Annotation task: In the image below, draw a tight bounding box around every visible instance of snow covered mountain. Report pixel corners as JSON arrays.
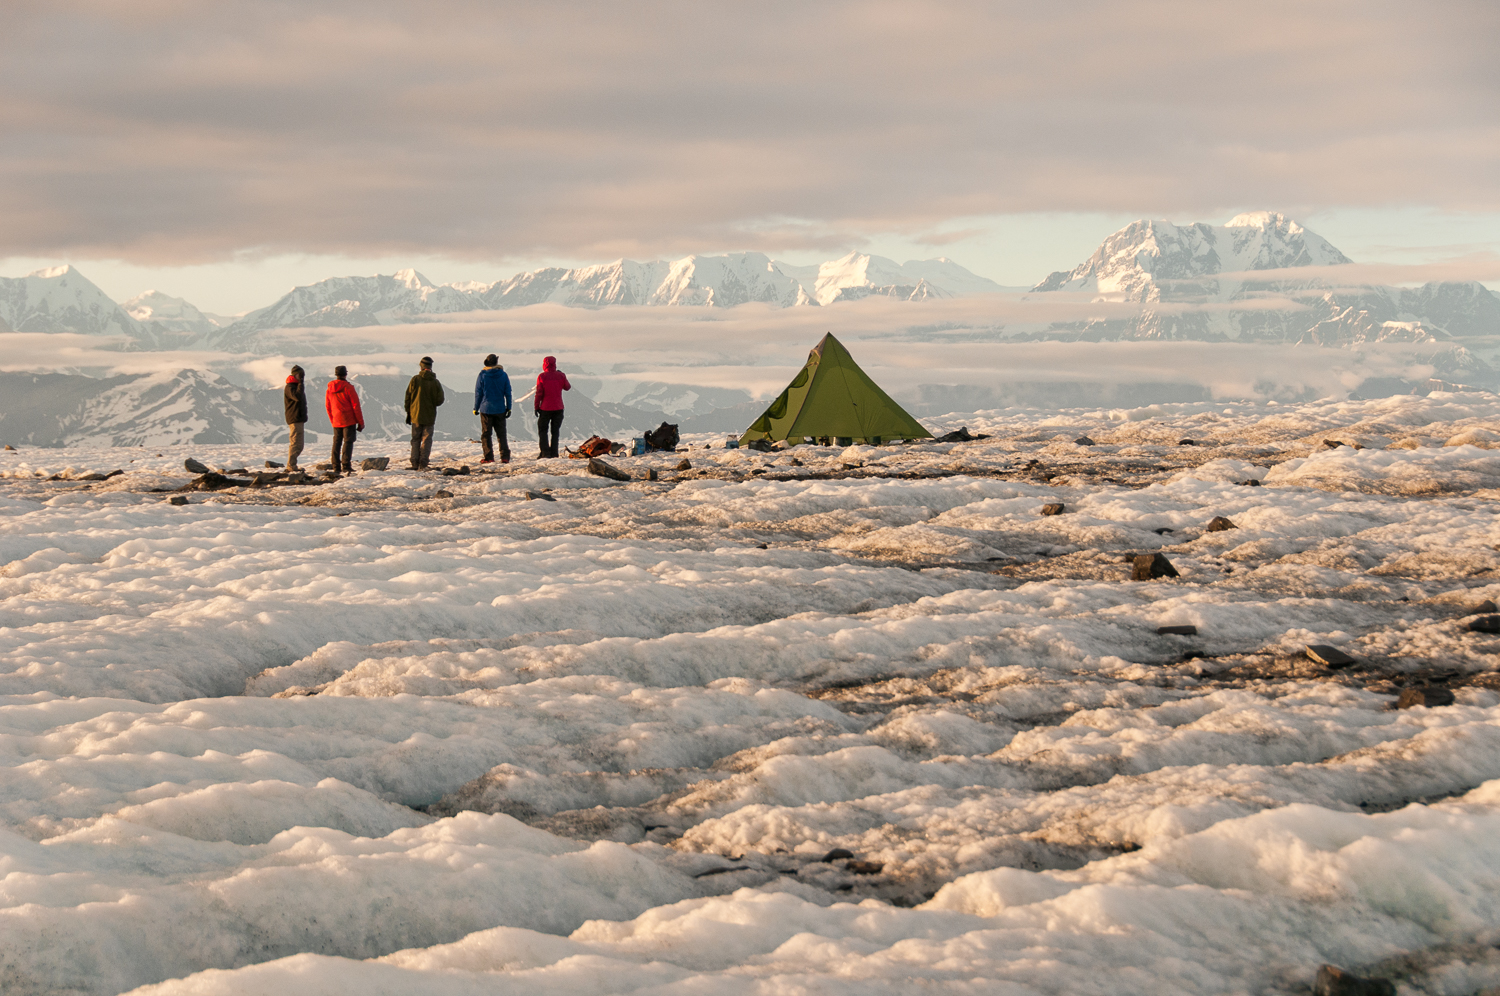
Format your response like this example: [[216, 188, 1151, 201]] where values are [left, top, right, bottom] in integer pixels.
[[1026, 213, 1500, 364], [123, 291, 232, 336], [210, 252, 1003, 338], [0, 265, 147, 342], [222, 270, 481, 338]]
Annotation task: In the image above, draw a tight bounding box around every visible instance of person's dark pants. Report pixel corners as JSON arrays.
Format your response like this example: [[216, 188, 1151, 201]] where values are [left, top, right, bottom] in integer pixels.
[[537, 409, 563, 458], [480, 413, 510, 462], [410, 423, 435, 469], [331, 426, 356, 472]]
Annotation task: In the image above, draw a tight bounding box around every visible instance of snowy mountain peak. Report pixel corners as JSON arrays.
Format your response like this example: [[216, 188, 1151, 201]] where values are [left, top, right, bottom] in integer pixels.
[[1031, 213, 1352, 300], [123, 290, 231, 336], [391, 269, 433, 289], [1226, 210, 1292, 229], [30, 264, 76, 279]]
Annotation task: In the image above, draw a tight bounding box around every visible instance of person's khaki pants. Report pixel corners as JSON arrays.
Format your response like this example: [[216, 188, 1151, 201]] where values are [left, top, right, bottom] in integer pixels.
[[287, 422, 305, 469]]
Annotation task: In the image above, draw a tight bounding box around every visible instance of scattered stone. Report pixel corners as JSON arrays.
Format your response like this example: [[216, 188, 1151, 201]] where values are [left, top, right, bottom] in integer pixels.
[[524, 491, 557, 502], [821, 848, 855, 862], [587, 457, 631, 481], [104, 470, 124, 479], [433, 489, 454, 499], [1466, 615, 1500, 634], [1322, 439, 1344, 449], [746, 438, 774, 452], [846, 860, 884, 875], [183, 457, 210, 474], [1157, 625, 1198, 636], [75, 473, 109, 481], [936, 427, 975, 443], [1306, 645, 1356, 669], [1313, 964, 1394, 996], [1465, 600, 1497, 616], [1132, 553, 1179, 581], [315, 462, 334, 471], [676, 459, 692, 471], [1074, 435, 1095, 446], [265, 460, 284, 469], [1397, 687, 1455, 709], [168, 495, 189, 506], [360, 456, 390, 471], [2, 444, 13, 451], [756, 543, 768, 549], [1153, 527, 1173, 535], [646, 468, 659, 481], [183, 471, 251, 491], [223, 468, 249, 476], [1235, 479, 1262, 487], [286, 472, 309, 485], [441, 467, 466, 477], [1039, 503, 1065, 516], [251, 473, 278, 486], [1205, 515, 1237, 532], [1177, 438, 1196, 446]]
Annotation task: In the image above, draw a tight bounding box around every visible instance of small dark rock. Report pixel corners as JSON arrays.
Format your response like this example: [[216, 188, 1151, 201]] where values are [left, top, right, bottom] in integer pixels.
[[1467, 599, 1497, 616], [936, 427, 975, 443], [75, 473, 109, 481], [587, 457, 631, 481], [1306, 645, 1357, 669], [1177, 438, 1196, 446], [251, 473, 277, 487], [1205, 515, 1237, 532], [184, 457, 210, 474], [756, 543, 768, 549], [1153, 527, 1173, 535], [1132, 553, 1179, 581], [746, 438, 774, 452], [646, 468, 659, 481], [1074, 435, 1096, 446], [1235, 479, 1262, 487], [223, 468, 249, 476], [524, 490, 557, 502], [168, 495, 189, 506], [1467, 615, 1500, 634], [846, 860, 884, 875], [265, 460, 284, 469], [360, 457, 390, 471], [1397, 687, 1455, 709], [2, 444, 13, 451], [1322, 439, 1344, 449], [433, 489, 454, 499], [1157, 625, 1198, 636], [1040, 503, 1065, 516], [1313, 964, 1394, 996], [821, 848, 855, 862], [676, 459, 692, 471]]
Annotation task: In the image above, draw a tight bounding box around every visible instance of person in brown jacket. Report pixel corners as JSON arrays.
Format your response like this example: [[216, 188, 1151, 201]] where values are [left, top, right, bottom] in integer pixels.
[[404, 356, 445, 469]]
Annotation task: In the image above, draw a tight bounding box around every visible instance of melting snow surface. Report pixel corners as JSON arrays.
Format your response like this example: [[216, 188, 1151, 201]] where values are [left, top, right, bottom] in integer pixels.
[[1, 393, 1498, 995]]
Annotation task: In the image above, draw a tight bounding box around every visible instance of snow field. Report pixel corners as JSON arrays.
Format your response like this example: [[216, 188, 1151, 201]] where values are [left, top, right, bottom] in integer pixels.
[[0, 393, 1497, 994]]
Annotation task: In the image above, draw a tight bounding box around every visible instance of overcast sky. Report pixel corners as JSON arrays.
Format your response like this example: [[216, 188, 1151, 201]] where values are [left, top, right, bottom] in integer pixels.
[[2, 0, 1497, 312]]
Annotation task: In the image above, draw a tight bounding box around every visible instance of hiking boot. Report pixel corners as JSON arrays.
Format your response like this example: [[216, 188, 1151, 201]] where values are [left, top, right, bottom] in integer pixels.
[[500, 456, 510, 464], [480, 458, 494, 464]]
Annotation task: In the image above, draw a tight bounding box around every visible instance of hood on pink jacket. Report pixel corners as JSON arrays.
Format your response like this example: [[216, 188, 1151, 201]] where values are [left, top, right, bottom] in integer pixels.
[[542, 356, 557, 371]]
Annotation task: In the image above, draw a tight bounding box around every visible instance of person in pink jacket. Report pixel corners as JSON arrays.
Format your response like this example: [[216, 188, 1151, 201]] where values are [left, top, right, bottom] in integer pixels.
[[324, 365, 365, 473], [534, 355, 571, 458]]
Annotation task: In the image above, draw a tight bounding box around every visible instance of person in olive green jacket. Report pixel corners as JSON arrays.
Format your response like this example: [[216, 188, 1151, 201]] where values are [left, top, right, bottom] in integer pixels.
[[404, 356, 445, 469]]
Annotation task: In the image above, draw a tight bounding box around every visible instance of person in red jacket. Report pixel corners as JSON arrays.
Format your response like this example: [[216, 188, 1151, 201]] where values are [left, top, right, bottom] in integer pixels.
[[325, 365, 365, 474], [534, 355, 571, 458]]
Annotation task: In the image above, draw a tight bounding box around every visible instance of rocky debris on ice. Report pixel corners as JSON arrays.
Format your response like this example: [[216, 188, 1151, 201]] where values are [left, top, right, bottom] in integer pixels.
[[1306, 645, 1357, 669], [1314, 964, 1396, 996], [1132, 552, 1179, 580]]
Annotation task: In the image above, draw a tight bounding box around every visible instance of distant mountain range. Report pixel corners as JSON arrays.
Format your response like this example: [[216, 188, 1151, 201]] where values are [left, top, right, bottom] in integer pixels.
[[1028, 211, 1500, 345]]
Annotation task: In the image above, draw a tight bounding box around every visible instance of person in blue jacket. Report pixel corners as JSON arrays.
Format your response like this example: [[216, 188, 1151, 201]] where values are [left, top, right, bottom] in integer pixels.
[[473, 353, 513, 464]]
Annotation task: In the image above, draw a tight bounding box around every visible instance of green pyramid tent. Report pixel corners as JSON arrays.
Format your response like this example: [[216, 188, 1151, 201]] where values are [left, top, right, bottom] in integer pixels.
[[740, 333, 932, 446]]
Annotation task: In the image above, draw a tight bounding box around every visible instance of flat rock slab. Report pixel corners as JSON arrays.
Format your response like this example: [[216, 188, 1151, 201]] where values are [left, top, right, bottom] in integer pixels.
[[1306, 645, 1357, 669], [1132, 553, 1179, 580], [1157, 625, 1198, 636], [183, 458, 210, 474], [1467, 599, 1497, 616], [1397, 687, 1455, 709], [433, 489, 454, 499], [1073, 436, 1095, 446], [360, 457, 390, 471], [167, 495, 189, 506], [1205, 515, 1237, 532], [525, 491, 556, 502], [1466, 615, 1500, 634], [1040, 503, 1065, 516], [587, 458, 631, 482], [1314, 965, 1394, 996]]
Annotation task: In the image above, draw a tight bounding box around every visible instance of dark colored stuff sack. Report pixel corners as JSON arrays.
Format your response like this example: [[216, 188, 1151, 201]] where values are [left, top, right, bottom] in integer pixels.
[[644, 422, 680, 451]]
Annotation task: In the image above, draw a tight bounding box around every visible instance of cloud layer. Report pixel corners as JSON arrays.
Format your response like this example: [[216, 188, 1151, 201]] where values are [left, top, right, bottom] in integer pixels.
[[2, 0, 1496, 264]]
